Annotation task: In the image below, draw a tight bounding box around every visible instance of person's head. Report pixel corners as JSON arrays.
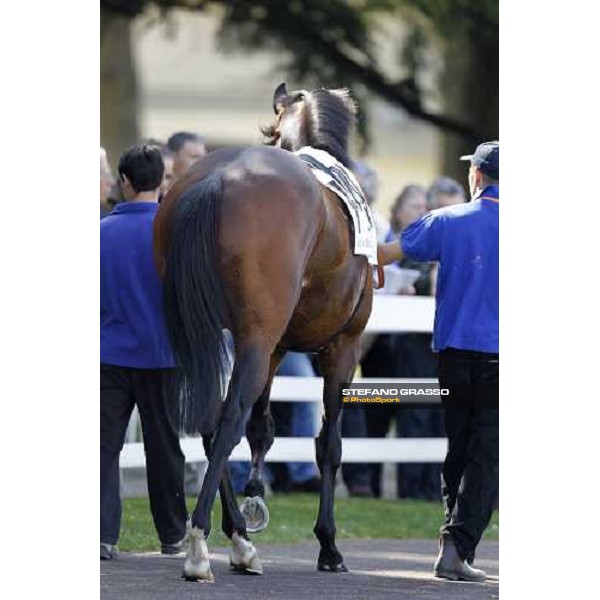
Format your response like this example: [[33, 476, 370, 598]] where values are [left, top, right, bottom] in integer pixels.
[[167, 131, 206, 179], [390, 184, 427, 232], [427, 177, 466, 210], [100, 147, 114, 202], [160, 150, 175, 197], [460, 141, 499, 198], [351, 160, 379, 206], [117, 144, 164, 201], [139, 138, 175, 198]]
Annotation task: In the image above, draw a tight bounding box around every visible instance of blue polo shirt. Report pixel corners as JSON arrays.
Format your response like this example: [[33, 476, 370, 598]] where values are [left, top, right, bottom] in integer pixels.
[[400, 185, 499, 353], [100, 202, 174, 368]]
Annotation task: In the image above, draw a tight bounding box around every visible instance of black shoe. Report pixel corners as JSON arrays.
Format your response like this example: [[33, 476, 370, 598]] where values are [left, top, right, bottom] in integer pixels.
[[161, 537, 186, 555], [100, 542, 118, 560], [290, 477, 322, 493], [434, 533, 486, 582]]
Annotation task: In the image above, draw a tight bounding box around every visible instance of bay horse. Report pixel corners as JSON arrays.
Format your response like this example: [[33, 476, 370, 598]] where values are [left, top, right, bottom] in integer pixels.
[[154, 83, 374, 581]]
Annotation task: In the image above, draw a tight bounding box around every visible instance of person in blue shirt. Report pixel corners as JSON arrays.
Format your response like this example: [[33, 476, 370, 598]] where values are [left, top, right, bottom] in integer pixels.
[[100, 144, 187, 560], [378, 141, 499, 582]]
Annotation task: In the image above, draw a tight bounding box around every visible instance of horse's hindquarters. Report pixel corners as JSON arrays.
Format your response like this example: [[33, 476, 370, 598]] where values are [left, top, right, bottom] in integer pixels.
[[217, 150, 326, 347], [280, 258, 371, 351], [280, 188, 373, 351]]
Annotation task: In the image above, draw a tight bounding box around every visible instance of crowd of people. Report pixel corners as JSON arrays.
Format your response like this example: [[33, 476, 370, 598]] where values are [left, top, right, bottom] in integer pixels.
[[100, 132, 473, 557]]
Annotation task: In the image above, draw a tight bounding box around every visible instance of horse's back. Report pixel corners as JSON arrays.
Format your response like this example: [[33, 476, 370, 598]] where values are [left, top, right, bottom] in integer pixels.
[[219, 145, 324, 242], [156, 144, 369, 349]]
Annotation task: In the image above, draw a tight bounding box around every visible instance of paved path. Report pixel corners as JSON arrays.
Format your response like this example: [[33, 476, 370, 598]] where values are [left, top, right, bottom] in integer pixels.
[[101, 539, 499, 600]]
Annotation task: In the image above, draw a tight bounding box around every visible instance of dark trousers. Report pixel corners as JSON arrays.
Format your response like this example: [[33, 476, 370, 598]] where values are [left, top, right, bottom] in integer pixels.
[[364, 402, 399, 498], [393, 334, 443, 500], [363, 404, 444, 499], [438, 348, 499, 561], [362, 333, 442, 499], [100, 364, 187, 546], [396, 407, 444, 500], [269, 400, 294, 491], [340, 408, 371, 489], [361, 335, 394, 497]]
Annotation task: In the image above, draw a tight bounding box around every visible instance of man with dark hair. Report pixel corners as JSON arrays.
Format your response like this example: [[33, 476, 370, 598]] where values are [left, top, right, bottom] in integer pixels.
[[117, 144, 165, 196], [167, 131, 206, 180], [100, 144, 187, 560], [426, 176, 466, 210], [378, 141, 499, 582], [137, 139, 176, 201]]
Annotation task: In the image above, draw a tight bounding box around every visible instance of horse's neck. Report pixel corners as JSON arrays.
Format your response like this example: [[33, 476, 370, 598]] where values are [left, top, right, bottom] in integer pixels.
[[282, 133, 309, 154]]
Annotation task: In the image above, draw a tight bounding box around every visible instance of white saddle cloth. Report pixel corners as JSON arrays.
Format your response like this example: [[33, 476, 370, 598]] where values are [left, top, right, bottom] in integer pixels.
[[294, 146, 378, 265]]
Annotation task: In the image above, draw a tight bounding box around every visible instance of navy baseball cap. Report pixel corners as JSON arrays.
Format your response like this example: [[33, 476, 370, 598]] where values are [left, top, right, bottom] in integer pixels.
[[460, 141, 499, 180]]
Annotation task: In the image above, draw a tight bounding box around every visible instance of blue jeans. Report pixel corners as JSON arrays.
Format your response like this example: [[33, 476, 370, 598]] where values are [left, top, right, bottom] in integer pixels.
[[282, 353, 319, 483]]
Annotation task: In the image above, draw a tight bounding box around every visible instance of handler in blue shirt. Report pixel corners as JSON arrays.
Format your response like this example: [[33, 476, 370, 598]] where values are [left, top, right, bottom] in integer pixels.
[[100, 144, 187, 560], [378, 141, 499, 582]]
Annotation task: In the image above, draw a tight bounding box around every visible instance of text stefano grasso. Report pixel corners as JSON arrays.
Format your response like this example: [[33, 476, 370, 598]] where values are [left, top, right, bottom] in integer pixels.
[[341, 388, 450, 396]]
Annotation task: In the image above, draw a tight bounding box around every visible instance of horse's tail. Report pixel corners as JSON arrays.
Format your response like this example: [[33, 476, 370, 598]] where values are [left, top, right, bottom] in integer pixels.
[[163, 171, 231, 435]]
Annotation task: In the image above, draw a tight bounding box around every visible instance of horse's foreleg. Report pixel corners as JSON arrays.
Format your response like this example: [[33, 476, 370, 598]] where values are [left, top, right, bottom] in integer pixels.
[[314, 335, 360, 573]]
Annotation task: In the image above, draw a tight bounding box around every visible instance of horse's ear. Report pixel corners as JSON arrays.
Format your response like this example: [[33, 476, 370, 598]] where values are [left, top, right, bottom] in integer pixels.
[[329, 88, 358, 116], [273, 83, 288, 114]]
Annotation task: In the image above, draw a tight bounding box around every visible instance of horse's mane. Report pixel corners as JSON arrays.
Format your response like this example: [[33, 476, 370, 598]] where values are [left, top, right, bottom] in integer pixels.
[[262, 87, 356, 168], [304, 89, 356, 167]]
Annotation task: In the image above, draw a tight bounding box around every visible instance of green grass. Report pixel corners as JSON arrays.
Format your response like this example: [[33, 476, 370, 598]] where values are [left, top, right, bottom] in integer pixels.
[[120, 494, 498, 552]]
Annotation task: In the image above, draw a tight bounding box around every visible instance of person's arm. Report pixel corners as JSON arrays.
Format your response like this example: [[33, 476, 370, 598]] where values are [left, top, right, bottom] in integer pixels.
[[377, 240, 404, 266], [378, 212, 443, 266]]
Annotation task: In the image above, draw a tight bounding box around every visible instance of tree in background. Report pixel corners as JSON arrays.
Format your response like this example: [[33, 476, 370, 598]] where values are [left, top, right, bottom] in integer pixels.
[[101, 2, 143, 161], [101, 0, 497, 183]]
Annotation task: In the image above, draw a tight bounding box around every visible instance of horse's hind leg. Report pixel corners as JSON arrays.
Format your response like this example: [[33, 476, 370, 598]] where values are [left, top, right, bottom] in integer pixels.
[[200, 435, 263, 575], [244, 350, 285, 498], [184, 342, 272, 581], [236, 350, 284, 534], [314, 334, 361, 573]]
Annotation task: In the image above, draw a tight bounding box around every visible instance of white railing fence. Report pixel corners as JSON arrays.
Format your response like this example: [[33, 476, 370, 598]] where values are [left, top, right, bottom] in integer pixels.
[[121, 295, 446, 467]]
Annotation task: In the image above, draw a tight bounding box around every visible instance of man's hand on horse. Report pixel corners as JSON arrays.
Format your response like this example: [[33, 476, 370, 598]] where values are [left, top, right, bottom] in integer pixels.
[[377, 241, 404, 266]]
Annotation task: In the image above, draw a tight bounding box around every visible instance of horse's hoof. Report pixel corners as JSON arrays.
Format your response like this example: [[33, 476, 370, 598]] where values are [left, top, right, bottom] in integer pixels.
[[181, 567, 214, 583], [229, 559, 263, 575], [240, 496, 270, 533], [182, 556, 214, 582], [182, 527, 214, 582], [317, 562, 349, 573], [243, 479, 265, 498], [229, 532, 263, 575]]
